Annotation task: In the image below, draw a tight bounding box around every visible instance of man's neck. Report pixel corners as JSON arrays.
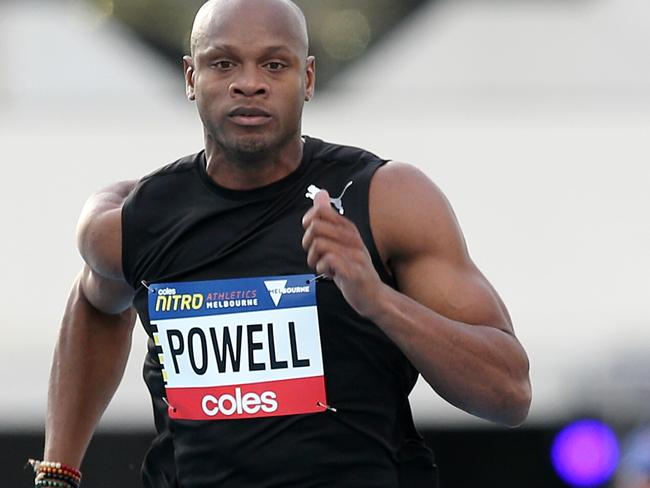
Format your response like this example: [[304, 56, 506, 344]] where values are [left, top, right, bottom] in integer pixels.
[[204, 136, 304, 191]]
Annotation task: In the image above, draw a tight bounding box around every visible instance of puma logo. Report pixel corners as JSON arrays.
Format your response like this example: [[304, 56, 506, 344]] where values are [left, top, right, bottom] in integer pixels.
[[305, 181, 354, 215]]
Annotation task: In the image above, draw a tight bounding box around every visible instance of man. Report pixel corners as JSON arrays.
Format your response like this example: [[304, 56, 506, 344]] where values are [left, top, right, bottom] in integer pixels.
[[40, 0, 531, 486]]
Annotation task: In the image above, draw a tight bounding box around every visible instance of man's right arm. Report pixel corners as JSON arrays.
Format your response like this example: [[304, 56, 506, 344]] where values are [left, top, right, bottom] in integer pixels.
[[43, 180, 138, 469]]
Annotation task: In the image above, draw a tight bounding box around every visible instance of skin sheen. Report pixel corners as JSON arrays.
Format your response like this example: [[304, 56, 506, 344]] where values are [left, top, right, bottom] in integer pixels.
[[43, 0, 531, 472]]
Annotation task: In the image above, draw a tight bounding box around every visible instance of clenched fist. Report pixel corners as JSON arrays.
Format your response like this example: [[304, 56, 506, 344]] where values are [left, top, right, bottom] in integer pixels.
[[301, 190, 384, 318]]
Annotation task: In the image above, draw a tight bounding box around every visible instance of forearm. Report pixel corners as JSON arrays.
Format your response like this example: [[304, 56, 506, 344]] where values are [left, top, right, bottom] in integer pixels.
[[44, 277, 136, 467], [367, 283, 531, 427]]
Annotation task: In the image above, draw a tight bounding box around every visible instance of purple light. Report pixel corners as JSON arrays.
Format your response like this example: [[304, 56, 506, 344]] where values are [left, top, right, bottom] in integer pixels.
[[551, 419, 619, 487]]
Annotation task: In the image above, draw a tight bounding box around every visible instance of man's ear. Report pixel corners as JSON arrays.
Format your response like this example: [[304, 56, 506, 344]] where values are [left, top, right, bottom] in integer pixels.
[[183, 56, 196, 101], [304, 56, 316, 102]]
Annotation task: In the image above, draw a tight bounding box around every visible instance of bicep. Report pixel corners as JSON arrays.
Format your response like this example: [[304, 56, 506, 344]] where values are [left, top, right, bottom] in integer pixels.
[[77, 206, 124, 279], [76, 181, 137, 313], [372, 162, 513, 333], [76, 180, 136, 280]]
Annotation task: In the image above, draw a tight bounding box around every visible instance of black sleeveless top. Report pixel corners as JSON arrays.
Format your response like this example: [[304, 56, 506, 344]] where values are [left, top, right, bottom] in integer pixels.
[[122, 137, 437, 487]]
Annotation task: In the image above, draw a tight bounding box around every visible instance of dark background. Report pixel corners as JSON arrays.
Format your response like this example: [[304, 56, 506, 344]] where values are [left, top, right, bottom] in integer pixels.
[[87, 0, 430, 87], [10, 427, 568, 487]]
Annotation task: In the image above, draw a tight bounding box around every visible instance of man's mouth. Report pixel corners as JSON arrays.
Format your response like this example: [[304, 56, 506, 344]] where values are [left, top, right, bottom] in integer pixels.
[[228, 107, 272, 127]]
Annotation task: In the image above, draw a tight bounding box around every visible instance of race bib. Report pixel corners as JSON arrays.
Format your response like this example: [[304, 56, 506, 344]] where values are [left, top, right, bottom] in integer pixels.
[[147, 274, 327, 420]]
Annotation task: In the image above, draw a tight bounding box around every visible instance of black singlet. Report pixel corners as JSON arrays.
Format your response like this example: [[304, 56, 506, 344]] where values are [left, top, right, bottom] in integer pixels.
[[122, 136, 438, 487]]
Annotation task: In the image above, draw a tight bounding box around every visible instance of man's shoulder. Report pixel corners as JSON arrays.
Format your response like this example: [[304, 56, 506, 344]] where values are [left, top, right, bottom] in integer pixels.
[[126, 151, 203, 203], [309, 136, 386, 166], [371, 162, 449, 218], [138, 151, 202, 186], [370, 161, 465, 261]]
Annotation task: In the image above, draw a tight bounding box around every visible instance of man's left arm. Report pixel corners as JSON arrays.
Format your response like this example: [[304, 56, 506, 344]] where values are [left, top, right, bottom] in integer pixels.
[[302, 162, 531, 427]]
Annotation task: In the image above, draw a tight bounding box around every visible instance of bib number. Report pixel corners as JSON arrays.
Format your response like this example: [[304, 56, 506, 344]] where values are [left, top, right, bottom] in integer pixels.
[[148, 275, 328, 420]]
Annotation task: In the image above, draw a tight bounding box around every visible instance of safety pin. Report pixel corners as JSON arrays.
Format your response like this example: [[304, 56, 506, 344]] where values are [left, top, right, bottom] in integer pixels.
[[317, 401, 337, 413], [141, 280, 155, 293], [307, 274, 327, 284], [162, 396, 177, 413]]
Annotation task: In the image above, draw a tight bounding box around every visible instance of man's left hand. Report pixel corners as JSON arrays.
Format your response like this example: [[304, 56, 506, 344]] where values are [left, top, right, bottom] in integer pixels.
[[302, 190, 383, 318]]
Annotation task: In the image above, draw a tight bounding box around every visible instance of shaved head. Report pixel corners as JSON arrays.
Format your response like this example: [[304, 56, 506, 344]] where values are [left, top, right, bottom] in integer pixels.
[[190, 0, 309, 58], [183, 0, 316, 168]]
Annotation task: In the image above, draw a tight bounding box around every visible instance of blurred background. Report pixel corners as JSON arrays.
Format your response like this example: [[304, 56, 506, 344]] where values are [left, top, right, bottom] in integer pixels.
[[1, 0, 649, 486]]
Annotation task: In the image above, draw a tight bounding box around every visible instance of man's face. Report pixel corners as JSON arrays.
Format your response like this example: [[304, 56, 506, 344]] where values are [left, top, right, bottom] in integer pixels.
[[184, 3, 315, 162]]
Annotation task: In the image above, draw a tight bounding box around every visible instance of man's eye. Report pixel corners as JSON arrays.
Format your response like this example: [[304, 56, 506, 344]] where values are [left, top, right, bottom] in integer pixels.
[[213, 61, 234, 70], [265, 62, 286, 71]]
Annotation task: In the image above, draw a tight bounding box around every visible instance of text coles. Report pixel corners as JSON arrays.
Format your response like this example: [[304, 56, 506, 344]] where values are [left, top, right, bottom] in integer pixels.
[[157, 287, 177, 296], [201, 388, 278, 416]]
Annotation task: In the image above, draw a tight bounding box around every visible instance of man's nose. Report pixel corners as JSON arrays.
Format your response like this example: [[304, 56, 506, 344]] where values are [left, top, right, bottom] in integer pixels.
[[229, 67, 269, 98]]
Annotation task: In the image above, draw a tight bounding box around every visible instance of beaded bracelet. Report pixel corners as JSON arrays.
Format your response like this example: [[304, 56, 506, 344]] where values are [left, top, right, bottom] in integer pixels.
[[35, 480, 73, 488], [33, 471, 80, 487], [31, 460, 82, 478], [28, 459, 82, 488], [35, 472, 80, 488], [38, 466, 81, 483]]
